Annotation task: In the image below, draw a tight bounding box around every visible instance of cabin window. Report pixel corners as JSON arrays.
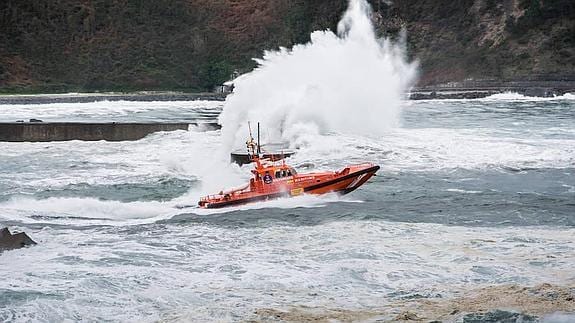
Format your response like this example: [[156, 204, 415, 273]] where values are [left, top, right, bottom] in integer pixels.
[[275, 171, 281, 178], [282, 170, 287, 177]]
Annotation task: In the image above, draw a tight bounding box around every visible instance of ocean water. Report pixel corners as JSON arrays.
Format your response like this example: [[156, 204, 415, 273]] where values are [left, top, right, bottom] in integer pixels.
[[0, 94, 574, 321]]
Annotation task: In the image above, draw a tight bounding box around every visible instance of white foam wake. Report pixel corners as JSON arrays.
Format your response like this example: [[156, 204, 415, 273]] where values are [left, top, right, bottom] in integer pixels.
[[0, 196, 176, 226]]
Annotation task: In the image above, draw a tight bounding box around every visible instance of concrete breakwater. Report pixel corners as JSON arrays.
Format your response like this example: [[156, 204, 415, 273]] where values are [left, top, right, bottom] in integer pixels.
[[0, 122, 219, 142], [409, 79, 575, 100], [0, 92, 226, 105]]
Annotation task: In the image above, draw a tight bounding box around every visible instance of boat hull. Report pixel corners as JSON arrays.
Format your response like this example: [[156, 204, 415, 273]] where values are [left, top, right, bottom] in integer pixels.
[[199, 164, 379, 209]]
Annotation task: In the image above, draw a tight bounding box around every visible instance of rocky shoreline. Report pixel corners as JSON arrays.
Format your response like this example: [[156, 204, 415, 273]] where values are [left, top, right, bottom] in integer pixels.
[[252, 283, 575, 322], [1, 80, 574, 105], [409, 79, 575, 100]]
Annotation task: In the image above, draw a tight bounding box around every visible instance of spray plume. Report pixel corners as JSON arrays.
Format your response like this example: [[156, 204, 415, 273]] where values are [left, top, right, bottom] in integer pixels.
[[219, 0, 418, 149]]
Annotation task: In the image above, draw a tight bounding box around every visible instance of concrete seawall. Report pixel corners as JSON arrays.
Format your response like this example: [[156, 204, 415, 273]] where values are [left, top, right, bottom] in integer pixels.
[[0, 92, 226, 105], [409, 79, 575, 100], [0, 122, 198, 142]]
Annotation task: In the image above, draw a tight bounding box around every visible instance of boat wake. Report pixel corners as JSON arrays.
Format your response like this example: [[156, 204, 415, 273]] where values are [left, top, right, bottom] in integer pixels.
[[190, 193, 363, 216], [0, 196, 178, 226], [0, 191, 365, 227]]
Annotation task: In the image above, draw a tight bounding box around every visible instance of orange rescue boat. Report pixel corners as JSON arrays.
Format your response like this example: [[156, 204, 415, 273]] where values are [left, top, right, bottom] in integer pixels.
[[198, 124, 379, 209]]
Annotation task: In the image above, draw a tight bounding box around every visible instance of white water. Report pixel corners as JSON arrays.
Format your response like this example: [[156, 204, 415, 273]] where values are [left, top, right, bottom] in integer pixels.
[[1, 90, 574, 225], [481, 92, 575, 101], [412, 92, 575, 103], [1, 94, 574, 321], [2, 221, 574, 321], [0, 100, 222, 122], [0, 1, 574, 318], [1, 119, 573, 226], [219, 0, 417, 149]]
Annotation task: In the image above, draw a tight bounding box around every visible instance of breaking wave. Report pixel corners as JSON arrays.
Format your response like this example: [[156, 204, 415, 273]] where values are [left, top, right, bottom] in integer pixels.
[[482, 92, 575, 101], [219, 0, 417, 149]]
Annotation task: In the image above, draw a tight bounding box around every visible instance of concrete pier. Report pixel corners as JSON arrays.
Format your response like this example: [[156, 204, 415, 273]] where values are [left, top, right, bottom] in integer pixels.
[[409, 79, 575, 100], [0, 122, 209, 142], [0, 92, 226, 105]]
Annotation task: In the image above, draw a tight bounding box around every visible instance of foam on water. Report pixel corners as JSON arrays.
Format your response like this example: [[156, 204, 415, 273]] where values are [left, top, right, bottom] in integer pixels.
[[0, 127, 231, 224], [0, 4, 573, 322], [0, 127, 259, 224], [1, 220, 573, 321], [0, 197, 176, 226], [0, 124, 362, 224], [219, 0, 417, 149], [0, 100, 222, 122], [2, 107, 574, 226], [1, 98, 574, 321], [542, 313, 575, 323], [481, 92, 575, 101], [284, 128, 575, 172], [414, 92, 575, 103]]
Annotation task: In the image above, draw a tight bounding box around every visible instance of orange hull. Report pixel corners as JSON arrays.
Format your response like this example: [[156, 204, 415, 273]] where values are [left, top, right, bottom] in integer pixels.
[[199, 163, 379, 209]]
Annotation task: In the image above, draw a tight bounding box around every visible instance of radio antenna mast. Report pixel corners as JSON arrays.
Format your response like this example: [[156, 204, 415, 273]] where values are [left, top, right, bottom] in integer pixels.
[[257, 122, 261, 155]]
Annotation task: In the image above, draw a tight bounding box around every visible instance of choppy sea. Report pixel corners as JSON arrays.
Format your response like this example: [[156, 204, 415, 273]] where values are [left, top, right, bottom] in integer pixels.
[[1, 93, 574, 322]]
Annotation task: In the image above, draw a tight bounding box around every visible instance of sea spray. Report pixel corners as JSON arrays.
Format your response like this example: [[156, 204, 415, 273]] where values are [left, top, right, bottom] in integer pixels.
[[219, 0, 418, 150]]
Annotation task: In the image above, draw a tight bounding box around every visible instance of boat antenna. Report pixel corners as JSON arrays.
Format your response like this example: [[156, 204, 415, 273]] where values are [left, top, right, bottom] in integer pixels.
[[257, 122, 261, 155], [246, 121, 256, 157]]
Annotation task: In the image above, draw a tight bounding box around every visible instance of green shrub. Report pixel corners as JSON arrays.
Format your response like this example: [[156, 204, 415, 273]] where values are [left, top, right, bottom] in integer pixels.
[[198, 60, 233, 91]]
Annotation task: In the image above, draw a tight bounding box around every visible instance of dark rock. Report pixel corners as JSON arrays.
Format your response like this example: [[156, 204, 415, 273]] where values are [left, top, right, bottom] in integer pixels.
[[0, 227, 37, 251], [394, 311, 419, 321]]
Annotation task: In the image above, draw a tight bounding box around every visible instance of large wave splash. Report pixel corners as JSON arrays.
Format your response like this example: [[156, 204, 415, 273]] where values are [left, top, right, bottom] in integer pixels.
[[219, 0, 418, 149]]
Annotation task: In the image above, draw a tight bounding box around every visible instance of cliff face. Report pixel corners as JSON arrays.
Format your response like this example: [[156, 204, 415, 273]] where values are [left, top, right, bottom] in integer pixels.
[[0, 0, 573, 92], [377, 0, 575, 85]]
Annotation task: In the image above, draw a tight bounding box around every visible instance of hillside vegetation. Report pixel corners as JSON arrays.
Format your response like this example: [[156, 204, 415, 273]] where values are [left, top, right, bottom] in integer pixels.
[[378, 0, 575, 85], [0, 0, 573, 92]]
